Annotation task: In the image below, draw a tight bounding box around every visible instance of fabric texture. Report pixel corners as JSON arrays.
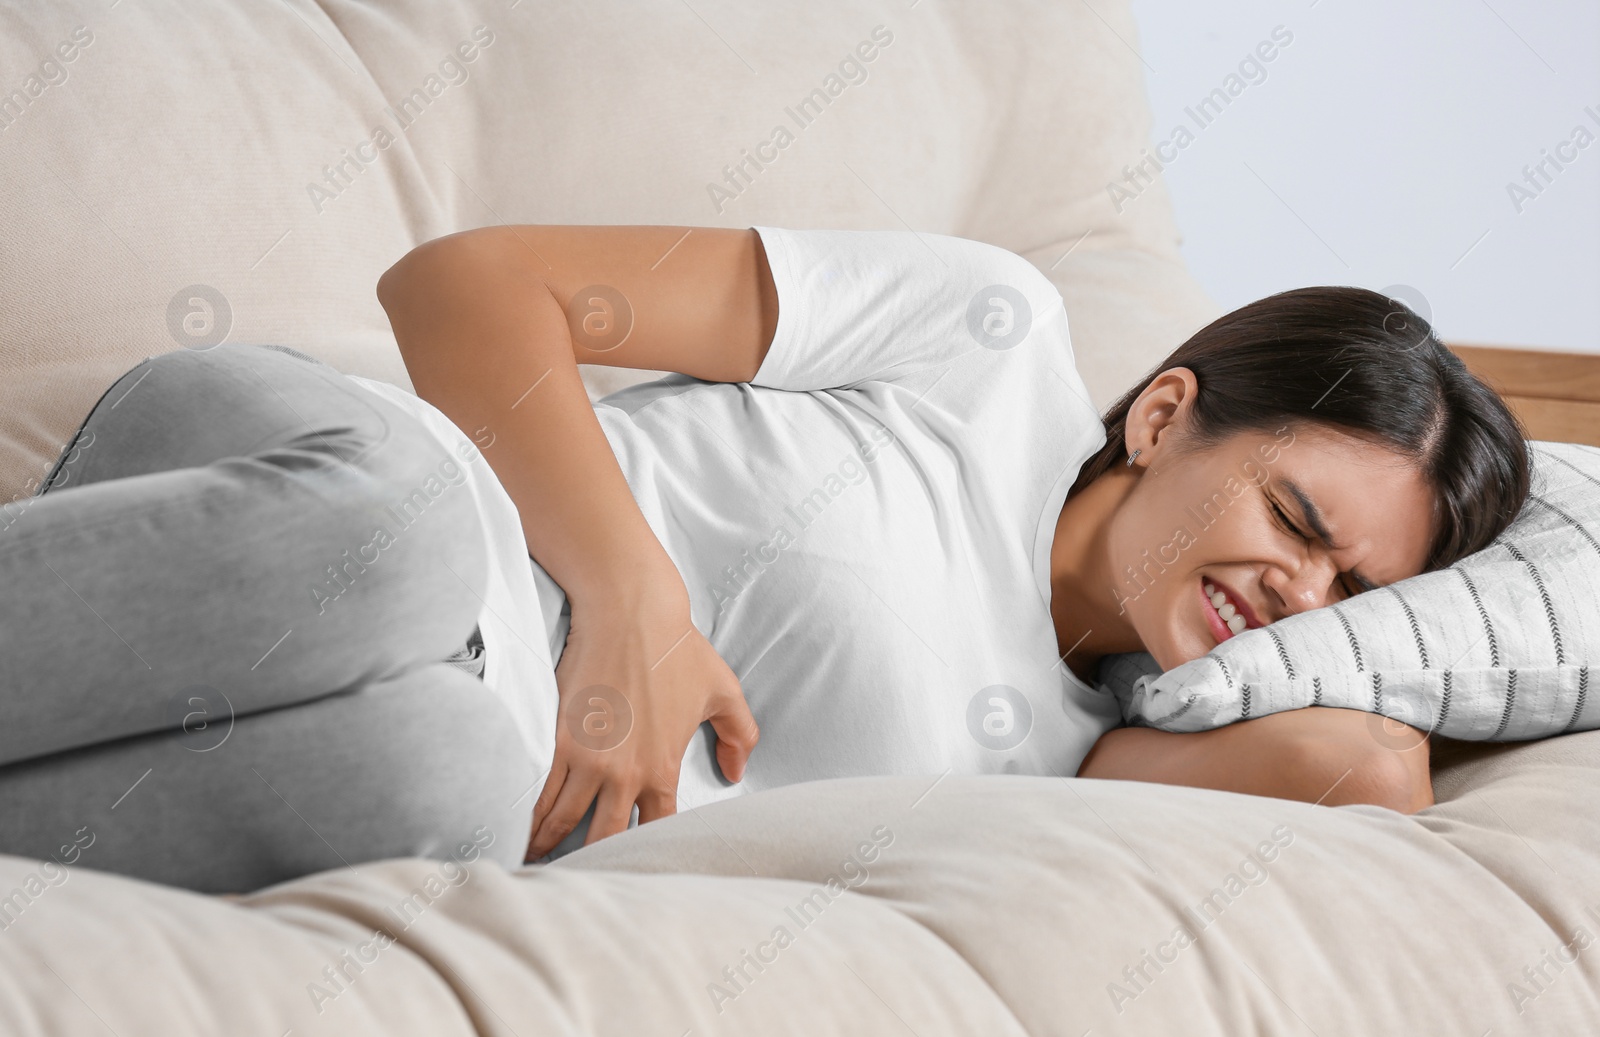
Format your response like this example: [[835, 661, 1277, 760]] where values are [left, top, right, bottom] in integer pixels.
[[440, 623, 487, 679], [3, 730, 1598, 1035], [1098, 441, 1600, 741], [0, 0, 1220, 507]]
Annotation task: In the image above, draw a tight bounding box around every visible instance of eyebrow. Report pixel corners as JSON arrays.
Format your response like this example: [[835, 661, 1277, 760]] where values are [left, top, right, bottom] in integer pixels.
[[1277, 477, 1378, 593]]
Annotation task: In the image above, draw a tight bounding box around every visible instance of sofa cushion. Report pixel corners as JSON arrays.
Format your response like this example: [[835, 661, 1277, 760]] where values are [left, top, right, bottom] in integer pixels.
[[5, 730, 1594, 1035], [555, 731, 1600, 1035]]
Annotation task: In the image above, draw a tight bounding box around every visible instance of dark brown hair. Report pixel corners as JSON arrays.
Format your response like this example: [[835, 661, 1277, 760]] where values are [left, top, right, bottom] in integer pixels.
[[1069, 286, 1532, 572]]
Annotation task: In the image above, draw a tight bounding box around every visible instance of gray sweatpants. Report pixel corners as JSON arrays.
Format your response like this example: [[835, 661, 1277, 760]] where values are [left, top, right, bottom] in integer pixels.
[[0, 343, 537, 894]]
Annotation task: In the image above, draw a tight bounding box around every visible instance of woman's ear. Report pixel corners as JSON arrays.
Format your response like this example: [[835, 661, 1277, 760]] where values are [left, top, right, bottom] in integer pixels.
[[1124, 367, 1199, 467]]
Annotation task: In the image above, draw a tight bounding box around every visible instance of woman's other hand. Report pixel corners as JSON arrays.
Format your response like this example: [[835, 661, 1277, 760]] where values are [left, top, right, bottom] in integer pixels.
[[525, 578, 759, 860]]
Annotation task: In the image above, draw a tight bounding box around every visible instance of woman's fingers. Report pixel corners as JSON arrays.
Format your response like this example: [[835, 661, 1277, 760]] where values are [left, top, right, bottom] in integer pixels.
[[530, 758, 568, 833], [527, 763, 603, 860], [526, 759, 569, 860], [584, 786, 637, 847], [531, 615, 760, 858], [707, 689, 760, 783], [635, 783, 679, 826]]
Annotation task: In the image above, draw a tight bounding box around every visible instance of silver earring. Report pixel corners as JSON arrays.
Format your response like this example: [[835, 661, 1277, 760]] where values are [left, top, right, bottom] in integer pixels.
[[1125, 449, 1142, 467]]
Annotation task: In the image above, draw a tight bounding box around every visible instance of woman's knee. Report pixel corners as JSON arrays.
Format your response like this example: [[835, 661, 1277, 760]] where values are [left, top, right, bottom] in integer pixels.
[[54, 344, 492, 639], [44, 344, 391, 491]]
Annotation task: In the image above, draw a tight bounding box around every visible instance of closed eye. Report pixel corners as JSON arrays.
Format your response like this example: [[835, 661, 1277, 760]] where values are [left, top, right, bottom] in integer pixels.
[[1269, 496, 1359, 599], [1269, 499, 1302, 540]]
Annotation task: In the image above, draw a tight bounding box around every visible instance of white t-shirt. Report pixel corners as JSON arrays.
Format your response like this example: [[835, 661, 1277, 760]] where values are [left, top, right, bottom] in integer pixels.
[[594, 225, 1120, 805], [352, 225, 1121, 815]]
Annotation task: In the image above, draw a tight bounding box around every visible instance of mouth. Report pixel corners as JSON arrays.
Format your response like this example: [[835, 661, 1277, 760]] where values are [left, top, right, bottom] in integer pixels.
[[1199, 576, 1264, 644]]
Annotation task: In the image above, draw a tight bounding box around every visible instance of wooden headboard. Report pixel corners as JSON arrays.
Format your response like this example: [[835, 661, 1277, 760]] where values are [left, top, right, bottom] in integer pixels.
[[1449, 344, 1600, 448]]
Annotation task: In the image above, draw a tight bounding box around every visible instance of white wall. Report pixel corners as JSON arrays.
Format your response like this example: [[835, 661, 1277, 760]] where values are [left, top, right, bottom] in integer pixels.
[[1126, 0, 1599, 353]]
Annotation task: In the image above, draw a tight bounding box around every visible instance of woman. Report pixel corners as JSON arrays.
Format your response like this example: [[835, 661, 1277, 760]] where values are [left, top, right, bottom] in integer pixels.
[[373, 224, 1529, 861], [0, 225, 1528, 893]]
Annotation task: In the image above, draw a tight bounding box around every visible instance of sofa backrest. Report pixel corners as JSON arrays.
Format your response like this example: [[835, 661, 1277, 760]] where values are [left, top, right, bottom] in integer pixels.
[[0, 0, 1219, 504]]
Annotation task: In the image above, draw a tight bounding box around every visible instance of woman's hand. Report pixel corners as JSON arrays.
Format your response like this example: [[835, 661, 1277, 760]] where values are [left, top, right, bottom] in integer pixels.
[[524, 581, 760, 860]]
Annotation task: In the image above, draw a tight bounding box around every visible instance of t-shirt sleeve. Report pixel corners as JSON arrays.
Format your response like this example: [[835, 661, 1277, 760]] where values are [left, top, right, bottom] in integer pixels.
[[749, 225, 1065, 393]]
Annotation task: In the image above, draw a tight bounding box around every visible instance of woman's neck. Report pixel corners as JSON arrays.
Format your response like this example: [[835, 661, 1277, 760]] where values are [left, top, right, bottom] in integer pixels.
[[1048, 468, 1144, 683]]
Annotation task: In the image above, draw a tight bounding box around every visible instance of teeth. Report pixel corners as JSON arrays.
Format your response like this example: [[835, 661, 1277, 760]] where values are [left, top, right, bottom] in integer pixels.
[[1204, 577, 1252, 634]]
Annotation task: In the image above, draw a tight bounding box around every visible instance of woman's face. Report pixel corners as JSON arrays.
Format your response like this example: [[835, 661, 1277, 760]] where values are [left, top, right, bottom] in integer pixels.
[[1110, 371, 1439, 672]]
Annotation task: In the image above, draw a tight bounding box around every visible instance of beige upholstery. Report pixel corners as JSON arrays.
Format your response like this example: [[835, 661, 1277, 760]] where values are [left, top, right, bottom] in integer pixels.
[[5, 1, 1594, 1033], [3, 734, 1598, 1034], [0, 0, 1216, 504]]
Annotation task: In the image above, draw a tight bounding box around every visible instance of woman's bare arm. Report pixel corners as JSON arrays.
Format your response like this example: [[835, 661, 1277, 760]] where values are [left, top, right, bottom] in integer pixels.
[[376, 225, 777, 606], [1076, 705, 1434, 813]]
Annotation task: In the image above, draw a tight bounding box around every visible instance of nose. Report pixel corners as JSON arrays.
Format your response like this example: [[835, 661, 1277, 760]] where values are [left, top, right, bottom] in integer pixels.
[[1263, 551, 1341, 618]]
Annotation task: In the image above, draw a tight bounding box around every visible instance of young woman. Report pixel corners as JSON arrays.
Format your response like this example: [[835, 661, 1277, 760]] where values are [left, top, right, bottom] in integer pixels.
[[0, 225, 1528, 893], [374, 224, 1529, 862]]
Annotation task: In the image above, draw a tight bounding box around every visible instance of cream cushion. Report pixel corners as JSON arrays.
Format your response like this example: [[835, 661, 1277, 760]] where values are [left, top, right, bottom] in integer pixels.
[[2, 733, 1597, 1034]]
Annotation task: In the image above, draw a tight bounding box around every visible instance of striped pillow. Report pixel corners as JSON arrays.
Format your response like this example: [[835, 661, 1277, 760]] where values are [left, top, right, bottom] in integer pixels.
[[1096, 441, 1599, 741]]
